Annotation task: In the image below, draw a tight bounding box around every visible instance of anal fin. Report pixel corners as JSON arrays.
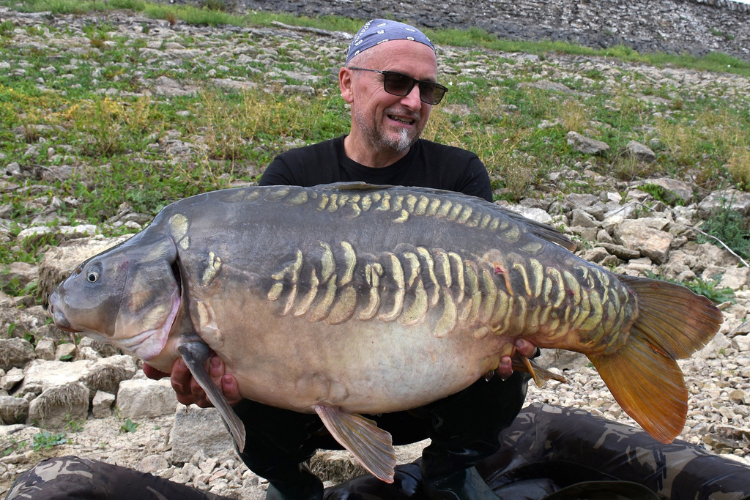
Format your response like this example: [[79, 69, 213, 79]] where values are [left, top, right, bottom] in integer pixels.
[[178, 341, 246, 453], [314, 405, 396, 483]]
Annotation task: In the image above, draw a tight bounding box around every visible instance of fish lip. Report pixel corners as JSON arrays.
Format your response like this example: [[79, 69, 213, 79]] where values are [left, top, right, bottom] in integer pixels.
[[48, 292, 81, 334], [119, 290, 181, 361]]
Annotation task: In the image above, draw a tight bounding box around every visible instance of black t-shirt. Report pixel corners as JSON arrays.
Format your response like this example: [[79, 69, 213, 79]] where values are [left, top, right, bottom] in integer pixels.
[[259, 136, 493, 203]]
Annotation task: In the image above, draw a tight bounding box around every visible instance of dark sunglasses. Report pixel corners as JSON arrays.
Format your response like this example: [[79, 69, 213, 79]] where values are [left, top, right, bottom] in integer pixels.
[[348, 67, 448, 105]]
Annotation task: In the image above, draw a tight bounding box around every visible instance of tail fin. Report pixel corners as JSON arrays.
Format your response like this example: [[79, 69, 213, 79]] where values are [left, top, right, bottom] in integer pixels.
[[588, 275, 722, 444]]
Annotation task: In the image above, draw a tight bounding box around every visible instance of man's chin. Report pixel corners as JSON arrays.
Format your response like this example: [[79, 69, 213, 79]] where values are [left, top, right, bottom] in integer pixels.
[[382, 129, 418, 153]]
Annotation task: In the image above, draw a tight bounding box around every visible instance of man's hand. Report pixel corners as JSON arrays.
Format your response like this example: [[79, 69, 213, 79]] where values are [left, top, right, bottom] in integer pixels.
[[497, 339, 538, 380], [142, 356, 242, 408]]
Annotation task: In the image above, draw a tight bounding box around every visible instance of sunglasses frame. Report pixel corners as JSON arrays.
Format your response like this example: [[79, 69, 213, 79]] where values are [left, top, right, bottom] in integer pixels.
[[348, 67, 448, 105]]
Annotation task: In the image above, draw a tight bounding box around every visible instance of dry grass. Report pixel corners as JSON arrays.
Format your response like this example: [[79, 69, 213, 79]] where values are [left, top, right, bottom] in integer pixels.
[[559, 99, 588, 132], [728, 147, 750, 189]]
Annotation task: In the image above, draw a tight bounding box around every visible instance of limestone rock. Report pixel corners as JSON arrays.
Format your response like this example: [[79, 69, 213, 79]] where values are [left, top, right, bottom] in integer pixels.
[[170, 406, 235, 464], [0, 262, 37, 290], [138, 454, 170, 474], [55, 343, 77, 361], [500, 204, 553, 225], [17, 356, 136, 400], [732, 335, 750, 353], [626, 140, 656, 163], [716, 267, 750, 290], [698, 189, 750, 218], [0, 338, 36, 371], [28, 381, 89, 427], [35, 339, 55, 360], [1, 367, 24, 391], [570, 208, 598, 228], [92, 390, 115, 418], [596, 243, 641, 261], [614, 218, 673, 264], [644, 178, 695, 205], [0, 395, 29, 424], [117, 379, 177, 419], [566, 131, 610, 155]]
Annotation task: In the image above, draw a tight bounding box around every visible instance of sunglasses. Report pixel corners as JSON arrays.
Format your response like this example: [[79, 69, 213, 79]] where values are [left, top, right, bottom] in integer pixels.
[[348, 67, 448, 105]]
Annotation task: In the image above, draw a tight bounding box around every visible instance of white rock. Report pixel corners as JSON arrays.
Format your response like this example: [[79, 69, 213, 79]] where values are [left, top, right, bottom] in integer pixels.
[[117, 379, 177, 418], [137, 454, 170, 473], [1, 367, 24, 391], [28, 381, 89, 427], [34, 339, 55, 361], [170, 405, 235, 464], [91, 390, 115, 418], [55, 343, 76, 361]]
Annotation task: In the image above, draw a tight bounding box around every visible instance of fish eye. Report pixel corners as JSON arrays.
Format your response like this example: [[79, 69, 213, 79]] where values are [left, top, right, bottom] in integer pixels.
[[86, 263, 102, 283]]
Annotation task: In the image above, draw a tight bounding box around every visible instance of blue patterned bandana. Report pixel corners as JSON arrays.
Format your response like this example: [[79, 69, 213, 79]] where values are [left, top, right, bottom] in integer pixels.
[[346, 19, 436, 65]]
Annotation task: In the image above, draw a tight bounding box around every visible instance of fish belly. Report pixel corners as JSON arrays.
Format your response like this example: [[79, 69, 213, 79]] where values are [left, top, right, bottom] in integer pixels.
[[197, 292, 509, 414]]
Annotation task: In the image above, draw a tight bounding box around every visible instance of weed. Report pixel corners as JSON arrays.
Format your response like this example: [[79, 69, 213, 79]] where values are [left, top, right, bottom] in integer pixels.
[[699, 196, 750, 259], [165, 12, 177, 26], [0, 20, 14, 38], [120, 418, 139, 433], [645, 270, 735, 304], [65, 416, 84, 432], [2, 438, 26, 457], [32, 431, 67, 451], [639, 183, 669, 204]]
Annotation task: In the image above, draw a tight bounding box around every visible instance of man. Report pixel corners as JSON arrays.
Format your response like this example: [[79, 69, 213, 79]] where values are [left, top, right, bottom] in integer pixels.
[[154, 19, 539, 500], [7, 19, 537, 500]]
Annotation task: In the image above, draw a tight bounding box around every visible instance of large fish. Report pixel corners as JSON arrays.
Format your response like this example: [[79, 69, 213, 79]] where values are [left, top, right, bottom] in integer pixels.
[[48, 183, 722, 482]]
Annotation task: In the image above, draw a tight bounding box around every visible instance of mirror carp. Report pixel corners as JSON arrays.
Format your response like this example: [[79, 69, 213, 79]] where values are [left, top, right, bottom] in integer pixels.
[[48, 183, 722, 483]]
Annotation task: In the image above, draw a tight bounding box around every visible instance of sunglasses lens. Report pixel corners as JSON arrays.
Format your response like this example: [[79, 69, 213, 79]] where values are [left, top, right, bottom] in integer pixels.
[[383, 72, 414, 95], [381, 71, 446, 105]]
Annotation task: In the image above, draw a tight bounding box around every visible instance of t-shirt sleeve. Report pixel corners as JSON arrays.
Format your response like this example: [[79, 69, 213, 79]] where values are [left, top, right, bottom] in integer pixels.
[[259, 157, 297, 186], [455, 156, 493, 203]]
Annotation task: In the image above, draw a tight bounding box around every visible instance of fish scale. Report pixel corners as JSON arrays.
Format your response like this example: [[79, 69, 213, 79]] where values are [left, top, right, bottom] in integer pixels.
[[48, 182, 722, 484]]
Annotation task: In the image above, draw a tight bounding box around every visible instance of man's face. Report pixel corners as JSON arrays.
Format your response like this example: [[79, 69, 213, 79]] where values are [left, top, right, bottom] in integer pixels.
[[342, 40, 438, 156]]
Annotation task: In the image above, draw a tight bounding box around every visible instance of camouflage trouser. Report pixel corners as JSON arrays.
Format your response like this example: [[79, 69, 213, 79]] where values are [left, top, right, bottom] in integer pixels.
[[7, 403, 750, 500]]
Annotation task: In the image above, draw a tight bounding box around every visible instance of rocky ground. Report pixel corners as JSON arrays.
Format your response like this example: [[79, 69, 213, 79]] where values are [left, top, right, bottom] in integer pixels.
[[221, 0, 750, 62], [1, 4, 750, 499]]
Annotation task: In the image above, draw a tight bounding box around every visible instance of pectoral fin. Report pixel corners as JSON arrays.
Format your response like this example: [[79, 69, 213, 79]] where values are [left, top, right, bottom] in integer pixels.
[[314, 405, 396, 483], [511, 357, 567, 387], [178, 341, 246, 453]]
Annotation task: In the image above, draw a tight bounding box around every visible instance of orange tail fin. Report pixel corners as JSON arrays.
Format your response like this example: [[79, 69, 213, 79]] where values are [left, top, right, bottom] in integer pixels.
[[589, 275, 722, 444]]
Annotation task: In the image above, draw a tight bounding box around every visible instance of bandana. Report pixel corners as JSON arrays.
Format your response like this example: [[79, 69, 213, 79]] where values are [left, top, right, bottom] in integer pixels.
[[346, 19, 435, 65]]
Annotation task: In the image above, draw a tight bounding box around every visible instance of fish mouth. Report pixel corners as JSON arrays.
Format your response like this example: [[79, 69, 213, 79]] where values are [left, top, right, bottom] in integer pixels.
[[48, 292, 81, 334]]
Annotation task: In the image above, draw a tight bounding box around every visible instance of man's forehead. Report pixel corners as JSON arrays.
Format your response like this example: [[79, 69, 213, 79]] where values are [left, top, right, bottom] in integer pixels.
[[362, 41, 438, 77], [346, 19, 435, 65]]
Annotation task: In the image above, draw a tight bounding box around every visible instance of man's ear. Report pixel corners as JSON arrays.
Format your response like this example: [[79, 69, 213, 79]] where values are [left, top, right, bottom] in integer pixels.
[[340, 67, 354, 104]]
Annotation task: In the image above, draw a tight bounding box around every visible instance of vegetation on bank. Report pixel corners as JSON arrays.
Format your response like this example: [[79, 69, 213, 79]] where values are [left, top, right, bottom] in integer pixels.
[[0, 0, 748, 277]]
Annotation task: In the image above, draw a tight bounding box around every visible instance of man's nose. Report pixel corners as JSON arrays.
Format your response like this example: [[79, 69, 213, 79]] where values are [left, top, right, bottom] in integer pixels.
[[400, 84, 423, 108]]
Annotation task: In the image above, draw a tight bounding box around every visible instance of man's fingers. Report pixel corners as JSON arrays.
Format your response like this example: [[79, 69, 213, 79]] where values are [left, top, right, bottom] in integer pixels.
[[497, 356, 513, 380], [142, 363, 168, 380], [222, 375, 242, 406], [515, 339, 537, 358]]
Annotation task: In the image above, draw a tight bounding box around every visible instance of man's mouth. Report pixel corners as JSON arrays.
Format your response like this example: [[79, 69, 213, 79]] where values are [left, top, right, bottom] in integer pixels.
[[387, 111, 418, 126]]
